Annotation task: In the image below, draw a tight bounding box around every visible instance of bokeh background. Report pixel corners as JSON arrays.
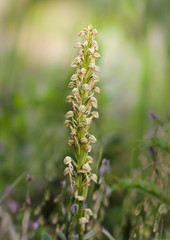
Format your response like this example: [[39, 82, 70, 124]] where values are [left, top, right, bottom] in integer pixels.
[[0, 0, 170, 237]]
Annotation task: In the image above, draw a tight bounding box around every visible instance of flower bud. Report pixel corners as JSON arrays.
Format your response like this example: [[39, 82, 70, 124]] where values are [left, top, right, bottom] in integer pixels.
[[68, 140, 74, 147], [82, 84, 90, 91], [87, 24, 93, 30], [86, 156, 93, 164], [72, 88, 79, 96], [87, 48, 94, 55], [92, 111, 99, 119], [76, 196, 85, 201], [64, 120, 71, 127], [63, 167, 69, 175], [94, 52, 101, 58], [66, 95, 74, 102], [85, 208, 93, 216], [88, 134, 97, 143], [91, 74, 100, 82], [91, 173, 97, 183], [79, 105, 86, 113], [94, 86, 101, 94], [79, 30, 86, 37], [70, 74, 78, 81], [74, 56, 81, 63], [94, 65, 100, 72], [90, 97, 98, 109], [80, 137, 88, 144], [92, 29, 98, 35], [89, 62, 95, 69], [92, 40, 98, 51], [74, 42, 82, 48], [65, 111, 74, 118], [68, 82, 75, 88], [82, 163, 91, 172], [64, 156, 72, 164], [80, 68, 87, 74], [79, 217, 87, 224]]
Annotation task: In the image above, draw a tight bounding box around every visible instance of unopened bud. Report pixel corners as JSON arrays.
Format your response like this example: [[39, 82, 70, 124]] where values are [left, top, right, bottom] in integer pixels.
[[94, 52, 101, 58], [68, 140, 74, 147], [82, 84, 90, 91], [74, 42, 82, 48], [86, 156, 93, 163], [85, 208, 93, 216], [87, 48, 94, 55], [76, 196, 85, 201], [79, 30, 86, 37], [88, 134, 97, 143], [64, 156, 72, 164], [94, 86, 101, 94], [72, 88, 79, 95], [79, 105, 86, 112], [79, 217, 87, 224], [80, 68, 87, 74], [68, 82, 75, 88], [70, 74, 78, 81], [92, 29, 98, 35], [90, 97, 98, 109], [82, 163, 91, 172], [91, 173, 97, 183], [94, 65, 100, 72], [89, 62, 95, 69], [63, 167, 69, 175], [80, 137, 88, 144], [74, 56, 81, 63], [64, 120, 71, 127], [92, 111, 99, 119], [65, 111, 74, 118], [87, 24, 93, 30]]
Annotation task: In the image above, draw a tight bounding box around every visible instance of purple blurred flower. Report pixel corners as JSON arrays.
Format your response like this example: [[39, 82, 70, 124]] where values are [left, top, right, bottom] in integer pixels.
[[61, 180, 66, 188], [30, 221, 39, 230], [8, 200, 19, 213], [147, 147, 155, 157], [71, 204, 79, 214], [26, 174, 34, 183], [5, 185, 13, 196], [99, 158, 110, 176], [149, 111, 160, 122]]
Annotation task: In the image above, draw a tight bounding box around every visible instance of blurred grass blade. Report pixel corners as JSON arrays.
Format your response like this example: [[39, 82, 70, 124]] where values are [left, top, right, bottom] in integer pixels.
[[101, 227, 116, 240], [0, 171, 26, 204], [112, 178, 170, 207], [57, 231, 67, 240], [84, 229, 98, 239], [42, 233, 52, 240]]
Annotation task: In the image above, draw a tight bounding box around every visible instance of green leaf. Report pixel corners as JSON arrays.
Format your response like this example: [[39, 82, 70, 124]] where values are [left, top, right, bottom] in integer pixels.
[[101, 227, 116, 240], [84, 229, 98, 239], [57, 231, 67, 240], [112, 178, 170, 207], [42, 233, 52, 240]]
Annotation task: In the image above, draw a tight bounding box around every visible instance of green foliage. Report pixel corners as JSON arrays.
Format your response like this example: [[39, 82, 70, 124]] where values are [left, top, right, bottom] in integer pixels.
[[112, 178, 170, 207], [42, 233, 52, 240]]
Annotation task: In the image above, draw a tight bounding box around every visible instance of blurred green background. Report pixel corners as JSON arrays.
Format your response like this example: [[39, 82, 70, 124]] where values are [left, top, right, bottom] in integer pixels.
[[0, 0, 169, 213]]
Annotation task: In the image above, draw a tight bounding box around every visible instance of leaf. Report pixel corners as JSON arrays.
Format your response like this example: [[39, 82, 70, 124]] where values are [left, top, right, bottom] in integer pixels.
[[42, 233, 52, 240], [101, 227, 116, 240], [57, 231, 67, 240], [84, 229, 98, 239], [112, 178, 170, 207]]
